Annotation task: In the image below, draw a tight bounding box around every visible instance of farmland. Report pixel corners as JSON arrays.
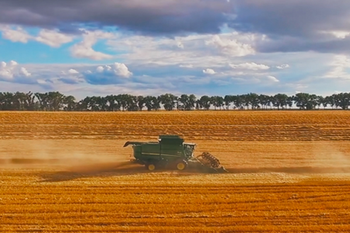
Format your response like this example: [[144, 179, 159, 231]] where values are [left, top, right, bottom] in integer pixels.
[[1, 111, 350, 232]]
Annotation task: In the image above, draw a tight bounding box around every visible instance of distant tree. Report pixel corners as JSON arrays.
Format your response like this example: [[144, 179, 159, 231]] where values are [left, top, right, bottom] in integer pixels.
[[159, 93, 177, 111], [325, 95, 336, 109], [105, 95, 120, 111], [179, 94, 196, 110], [272, 93, 288, 110], [198, 95, 211, 110], [144, 96, 160, 111], [232, 95, 244, 110], [333, 93, 350, 109], [13, 92, 27, 110], [63, 95, 76, 111], [247, 93, 260, 109], [210, 96, 224, 110], [293, 93, 318, 110], [0, 92, 15, 110], [258, 94, 272, 110], [137, 96, 145, 111], [4, 91, 350, 112], [224, 95, 234, 110]]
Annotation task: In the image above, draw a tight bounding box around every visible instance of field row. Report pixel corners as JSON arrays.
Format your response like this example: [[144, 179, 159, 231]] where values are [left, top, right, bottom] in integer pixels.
[[1, 111, 350, 140], [1, 170, 350, 232]]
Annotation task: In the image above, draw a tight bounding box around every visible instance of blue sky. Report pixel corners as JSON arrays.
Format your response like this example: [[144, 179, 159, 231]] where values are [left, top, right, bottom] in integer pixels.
[[0, 0, 350, 99]]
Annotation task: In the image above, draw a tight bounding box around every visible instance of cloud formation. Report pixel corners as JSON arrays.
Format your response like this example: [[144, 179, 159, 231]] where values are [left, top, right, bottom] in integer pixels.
[[0, 26, 74, 47], [0, 26, 31, 43], [230, 0, 350, 53], [0, 61, 31, 81], [206, 35, 255, 56], [267, 75, 279, 83], [84, 62, 132, 84], [0, 0, 234, 35], [2, 1, 350, 54], [70, 30, 114, 60], [36, 29, 74, 47], [230, 62, 269, 70], [276, 64, 290, 70], [106, 32, 257, 67], [203, 68, 216, 75], [324, 55, 350, 79], [1, 1, 350, 97]]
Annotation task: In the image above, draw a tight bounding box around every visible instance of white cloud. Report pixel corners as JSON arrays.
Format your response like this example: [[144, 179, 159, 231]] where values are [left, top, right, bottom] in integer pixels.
[[37, 79, 49, 85], [267, 75, 279, 82], [107, 32, 258, 67], [0, 61, 6, 68], [70, 30, 114, 60], [92, 63, 132, 78], [96, 66, 104, 73], [20, 67, 31, 77], [0, 60, 31, 81], [36, 29, 74, 47], [113, 63, 132, 78], [321, 30, 350, 39], [82, 62, 133, 84], [276, 64, 290, 69], [176, 41, 184, 49], [206, 35, 255, 57], [0, 62, 13, 79], [324, 55, 350, 79], [68, 69, 79, 74], [9, 60, 18, 66], [0, 26, 73, 48], [93, 63, 132, 77], [179, 64, 194, 68], [0, 26, 32, 43], [59, 71, 85, 84], [230, 62, 269, 70], [203, 68, 216, 75]]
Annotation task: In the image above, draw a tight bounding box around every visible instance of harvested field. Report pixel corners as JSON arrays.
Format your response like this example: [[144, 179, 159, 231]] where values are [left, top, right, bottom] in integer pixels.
[[1, 111, 350, 232], [1, 111, 350, 140]]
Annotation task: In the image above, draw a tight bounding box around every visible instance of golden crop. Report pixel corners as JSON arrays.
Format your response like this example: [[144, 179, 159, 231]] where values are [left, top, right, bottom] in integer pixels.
[[1, 111, 350, 232], [1, 110, 350, 140]]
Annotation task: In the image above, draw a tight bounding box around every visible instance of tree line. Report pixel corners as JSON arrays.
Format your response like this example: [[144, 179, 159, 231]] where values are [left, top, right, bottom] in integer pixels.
[[0, 91, 350, 111]]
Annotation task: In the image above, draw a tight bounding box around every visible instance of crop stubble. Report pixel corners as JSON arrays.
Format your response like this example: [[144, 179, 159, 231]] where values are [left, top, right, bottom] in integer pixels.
[[1, 111, 350, 232]]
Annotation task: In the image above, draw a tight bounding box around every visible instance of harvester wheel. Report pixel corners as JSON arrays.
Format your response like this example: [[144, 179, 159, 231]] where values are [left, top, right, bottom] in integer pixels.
[[176, 161, 187, 171], [146, 163, 156, 171]]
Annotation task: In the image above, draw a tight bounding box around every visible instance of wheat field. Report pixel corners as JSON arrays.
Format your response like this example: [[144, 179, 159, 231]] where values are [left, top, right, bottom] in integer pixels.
[[1, 111, 350, 232]]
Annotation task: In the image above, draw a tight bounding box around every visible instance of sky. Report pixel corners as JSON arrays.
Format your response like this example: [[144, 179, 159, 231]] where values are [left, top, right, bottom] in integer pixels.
[[0, 0, 350, 99]]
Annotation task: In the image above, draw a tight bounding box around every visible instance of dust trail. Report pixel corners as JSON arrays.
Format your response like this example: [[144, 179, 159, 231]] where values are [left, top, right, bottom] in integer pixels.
[[223, 142, 350, 174], [309, 142, 350, 173], [0, 140, 130, 170], [66, 161, 133, 173]]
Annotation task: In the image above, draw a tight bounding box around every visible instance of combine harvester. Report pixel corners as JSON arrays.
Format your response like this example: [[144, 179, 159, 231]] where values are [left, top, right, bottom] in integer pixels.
[[123, 135, 227, 173]]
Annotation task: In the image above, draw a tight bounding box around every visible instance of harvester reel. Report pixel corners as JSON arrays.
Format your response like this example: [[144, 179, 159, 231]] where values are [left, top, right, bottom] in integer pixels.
[[197, 152, 221, 169]]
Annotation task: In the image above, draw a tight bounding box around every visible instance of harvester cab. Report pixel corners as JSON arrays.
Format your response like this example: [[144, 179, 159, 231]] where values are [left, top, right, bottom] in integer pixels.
[[123, 135, 227, 173]]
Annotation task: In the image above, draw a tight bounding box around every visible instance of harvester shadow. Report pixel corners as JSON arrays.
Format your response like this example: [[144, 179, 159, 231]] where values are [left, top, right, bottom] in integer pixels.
[[39, 165, 145, 183], [226, 166, 350, 174], [39, 161, 201, 182]]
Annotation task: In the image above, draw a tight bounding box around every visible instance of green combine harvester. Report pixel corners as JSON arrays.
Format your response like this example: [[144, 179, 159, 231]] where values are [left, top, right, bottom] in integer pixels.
[[123, 135, 227, 173]]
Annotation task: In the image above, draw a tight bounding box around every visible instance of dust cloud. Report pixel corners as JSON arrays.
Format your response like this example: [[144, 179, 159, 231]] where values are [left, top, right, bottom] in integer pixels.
[[2, 140, 350, 176], [0, 140, 136, 174], [309, 142, 350, 173]]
